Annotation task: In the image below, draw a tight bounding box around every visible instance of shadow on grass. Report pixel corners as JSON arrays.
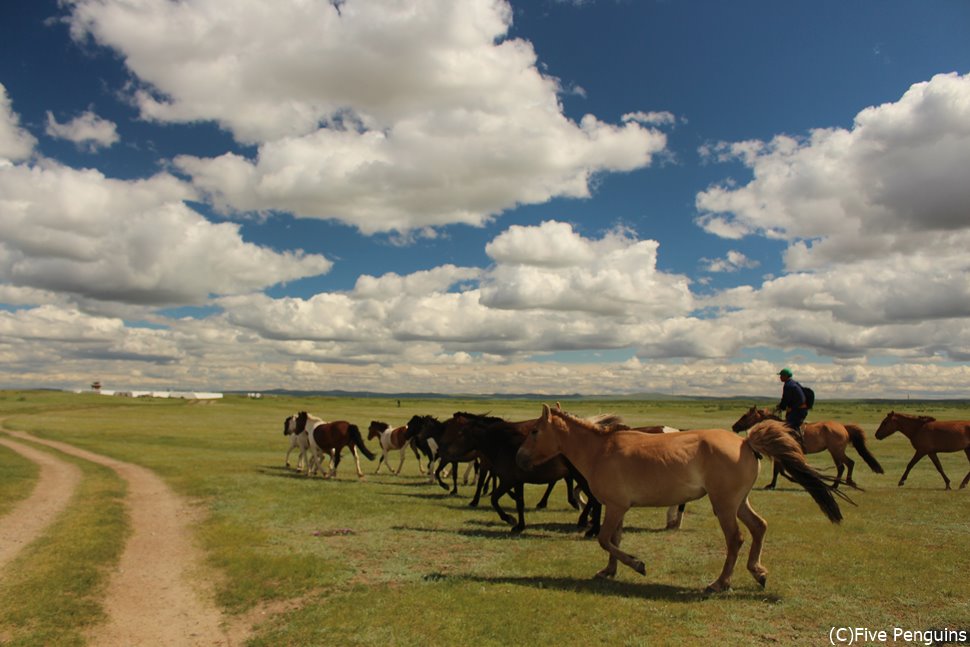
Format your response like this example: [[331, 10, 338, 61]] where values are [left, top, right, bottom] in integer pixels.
[[423, 571, 782, 603], [257, 465, 310, 480]]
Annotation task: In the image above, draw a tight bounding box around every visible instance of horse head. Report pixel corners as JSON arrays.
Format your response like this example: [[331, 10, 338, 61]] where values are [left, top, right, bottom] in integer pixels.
[[516, 404, 563, 470], [874, 411, 934, 439], [731, 405, 768, 433], [295, 411, 309, 433], [283, 414, 295, 436], [367, 420, 389, 440]]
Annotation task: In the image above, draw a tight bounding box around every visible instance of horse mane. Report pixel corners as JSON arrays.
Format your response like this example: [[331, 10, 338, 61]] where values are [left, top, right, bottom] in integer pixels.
[[550, 407, 625, 435], [453, 411, 506, 426], [899, 412, 937, 423]]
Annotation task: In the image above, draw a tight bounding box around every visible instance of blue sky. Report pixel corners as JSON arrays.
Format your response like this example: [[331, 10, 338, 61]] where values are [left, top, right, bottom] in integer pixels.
[[1, 0, 969, 397]]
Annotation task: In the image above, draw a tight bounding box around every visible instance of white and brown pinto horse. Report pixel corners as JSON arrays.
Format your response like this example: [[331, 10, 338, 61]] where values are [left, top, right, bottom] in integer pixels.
[[368, 420, 423, 475], [296, 411, 376, 480], [517, 404, 847, 592], [875, 411, 970, 489], [283, 414, 310, 471]]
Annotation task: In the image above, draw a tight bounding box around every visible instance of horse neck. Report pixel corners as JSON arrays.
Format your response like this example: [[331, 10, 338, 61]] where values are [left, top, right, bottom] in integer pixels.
[[302, 415, 324, 433], [550, 417, 602, 476], [893, 416, 924, 438]]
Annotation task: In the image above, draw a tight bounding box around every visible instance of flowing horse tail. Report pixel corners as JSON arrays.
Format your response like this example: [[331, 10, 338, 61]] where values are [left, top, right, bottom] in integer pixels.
[[745, 420, 852, 523], [349, 425, 376, 460], [845, 424, 884, 474]]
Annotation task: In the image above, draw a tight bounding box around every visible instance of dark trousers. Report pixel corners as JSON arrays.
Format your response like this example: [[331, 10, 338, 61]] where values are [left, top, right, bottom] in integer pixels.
[[786, 409, 808, 447]]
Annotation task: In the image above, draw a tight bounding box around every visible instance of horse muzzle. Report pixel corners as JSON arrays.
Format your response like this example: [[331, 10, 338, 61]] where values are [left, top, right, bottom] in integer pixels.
[[514, 448, 534, 471]]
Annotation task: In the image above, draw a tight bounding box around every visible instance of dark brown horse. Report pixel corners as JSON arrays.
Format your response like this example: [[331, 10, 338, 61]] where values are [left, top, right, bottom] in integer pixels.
[[875, 411, 970, 489], [296, 411, 375, 479], [517, 405, 849, 592], [732, 406, 883, 488], [438, 412, 581, 533]]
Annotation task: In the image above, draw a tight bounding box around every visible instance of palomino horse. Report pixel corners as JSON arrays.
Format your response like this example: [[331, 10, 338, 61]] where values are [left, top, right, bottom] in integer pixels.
[[875, 411, 970, 489], [367, 420, 422, 475], [517, 404, 848, 592], [295, 411, 375, 480], [283, 414, 309, 471], [732, 406, 883, 488]]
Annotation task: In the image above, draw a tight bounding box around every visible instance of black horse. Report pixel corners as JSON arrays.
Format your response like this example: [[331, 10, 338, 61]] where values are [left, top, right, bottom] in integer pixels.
[[437, 412, 583, 534]]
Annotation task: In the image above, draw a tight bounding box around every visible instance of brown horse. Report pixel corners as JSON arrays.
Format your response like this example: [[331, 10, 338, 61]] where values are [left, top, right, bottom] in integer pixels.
[[517, 404, 848, 592], [732, 406, 883, 488], [296, 411, 375, 479], [875, 411, 970, 489]]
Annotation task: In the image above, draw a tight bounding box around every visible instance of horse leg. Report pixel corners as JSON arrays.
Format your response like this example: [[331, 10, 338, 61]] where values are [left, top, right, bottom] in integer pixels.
[[511, 483, 526, 534], [706, 499, 745, 593], [411, 444, 426, 474], [469, 466, 489, 507], [565, 476, 578, 510], [898, 451, 926, 487], [351, 446, 366, 480], [285, 443, 295, 468], [451, 462, 459, 495], [665, 503, 686, 530], [434, 462, 449, 491], [328, 449, 339, 478], [536, 481, 555, 509], [462, 461, 474, 485], [737, 498, 768, 588], [394, 448, 406, 475], [595, 505, 643, 579], [927, 453, 951, 490], [375, 449, 387, 474], [764, 460, 781, 489], [489, 480, 517, 528], [961, 449, 970, 489], [583, 497, 602, 539]]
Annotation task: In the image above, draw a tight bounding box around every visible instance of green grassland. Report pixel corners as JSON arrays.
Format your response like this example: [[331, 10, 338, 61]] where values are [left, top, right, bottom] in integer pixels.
[[1, 390, 968, 646]]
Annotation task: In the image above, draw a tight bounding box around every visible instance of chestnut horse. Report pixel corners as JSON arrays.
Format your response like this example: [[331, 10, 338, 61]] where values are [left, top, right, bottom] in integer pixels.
[[875, 411, 970, 489], [368, 420, 422, 475], [296, 411, 375, 480], [517, 404, 847, 592], [732, 406, 883, 488]]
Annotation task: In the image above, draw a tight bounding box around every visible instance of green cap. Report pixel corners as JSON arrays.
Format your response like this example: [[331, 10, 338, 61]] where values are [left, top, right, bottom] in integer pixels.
[[778, 368, 793, 378]]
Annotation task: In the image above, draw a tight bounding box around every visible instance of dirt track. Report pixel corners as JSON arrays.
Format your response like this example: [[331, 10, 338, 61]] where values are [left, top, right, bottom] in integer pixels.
[[0, 427, 243, 646]]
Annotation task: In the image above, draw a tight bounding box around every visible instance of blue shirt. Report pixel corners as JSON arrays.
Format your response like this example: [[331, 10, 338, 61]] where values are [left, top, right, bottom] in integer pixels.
[[778, 379, 806, 411]]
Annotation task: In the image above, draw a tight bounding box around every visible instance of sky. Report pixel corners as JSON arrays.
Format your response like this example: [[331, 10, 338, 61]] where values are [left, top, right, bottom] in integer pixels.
[[1, 0, 969, 399]]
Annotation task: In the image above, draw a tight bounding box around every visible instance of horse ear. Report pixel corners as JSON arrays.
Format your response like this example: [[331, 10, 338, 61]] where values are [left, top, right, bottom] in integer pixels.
[[541, 403, 552, 420]]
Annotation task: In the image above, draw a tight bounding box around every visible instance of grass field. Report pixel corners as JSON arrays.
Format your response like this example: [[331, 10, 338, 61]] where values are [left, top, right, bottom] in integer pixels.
[[1, 390, 968, 646]]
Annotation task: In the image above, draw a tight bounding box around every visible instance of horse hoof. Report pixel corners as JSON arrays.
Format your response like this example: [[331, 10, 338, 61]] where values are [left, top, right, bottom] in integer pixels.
[[633, 561, 646, 576], [595, 571, 615, 580], [763, 484, 776, 490], [705, 582, 730, 594], [511, 526, 524, 535], [536, 503, 547, 510], [756, 573, 767, 588]]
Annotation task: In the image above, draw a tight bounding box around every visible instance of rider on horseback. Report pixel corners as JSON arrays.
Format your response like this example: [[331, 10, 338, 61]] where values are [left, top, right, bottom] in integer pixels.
[[774, 368, 808, 446]]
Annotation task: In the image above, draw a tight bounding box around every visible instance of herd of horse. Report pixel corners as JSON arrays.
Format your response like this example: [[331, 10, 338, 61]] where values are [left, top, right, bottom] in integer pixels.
[[281, 405, 970, 592]]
